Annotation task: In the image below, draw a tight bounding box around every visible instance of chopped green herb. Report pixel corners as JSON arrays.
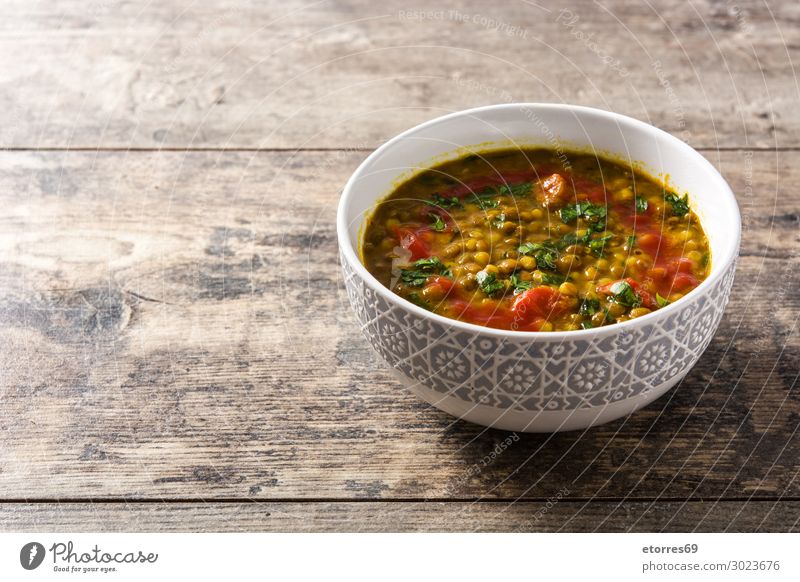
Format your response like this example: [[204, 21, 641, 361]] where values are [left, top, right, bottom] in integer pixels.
[[559, 202, 608, 236], [400, 257, 449, 287], [635, 196, 648, 213], [627, 235, 636, 248], [476, 271, 506, 296], [608, 280, 641, 307], [665, 192, 690, 217], [559, 202, 606, 224], [472, 192, 500, 209], [498, 181, 532, 198], [518, 241, 560, 271], [470, 181, 531, 209], [492, 212, 507, 229], [560, 232, 582, 247], [701, 252, 709, 267], [510, 274, 532, 294], [583, 203, 608, 221], [429, 213, 446, 232], [558, 205, 580, 224], [424, 193, 463, 210], [656, 293, 671, 308], [581, 321, 594, 330], [579, 297, 601, 317], [542, 272, 567, 286], [588, 234, 613, 257]]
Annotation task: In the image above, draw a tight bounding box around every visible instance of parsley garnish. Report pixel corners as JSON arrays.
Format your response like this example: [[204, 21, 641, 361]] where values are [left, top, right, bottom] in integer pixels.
[[588, 234, 613, 257], [579, 297, 601, 316], [510, 274, 532, 294], [400, 257, 449, 287], [559, 202, 607, 225], [656, 293, 670, 308], [476, 271, 506, 296], [472, 192, 500, 209], [542, 272, 567, 286], [498, 181, 532, 197], [429, 213, 446, 231], [470, 181, 531, 210], [608, 280, 641, 307], [424, 193, 462, 210], [518, 241, 560, 271], [665, 192, 690, 217]]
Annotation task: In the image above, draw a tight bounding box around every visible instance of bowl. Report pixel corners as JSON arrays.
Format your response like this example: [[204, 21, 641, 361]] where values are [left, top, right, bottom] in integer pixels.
[[337, 103, 740, 432]]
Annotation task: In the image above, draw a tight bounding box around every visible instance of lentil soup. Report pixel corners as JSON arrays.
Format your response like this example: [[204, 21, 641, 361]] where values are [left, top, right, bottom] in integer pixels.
[[361, 148, 711, 332]]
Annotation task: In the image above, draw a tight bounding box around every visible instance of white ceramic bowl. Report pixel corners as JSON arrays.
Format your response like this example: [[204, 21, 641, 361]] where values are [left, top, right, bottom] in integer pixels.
[[337, 104, 740, 432]]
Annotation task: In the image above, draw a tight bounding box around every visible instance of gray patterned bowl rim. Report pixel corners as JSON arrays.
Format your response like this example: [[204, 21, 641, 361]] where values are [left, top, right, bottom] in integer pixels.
[[337, 103, 741, 340]]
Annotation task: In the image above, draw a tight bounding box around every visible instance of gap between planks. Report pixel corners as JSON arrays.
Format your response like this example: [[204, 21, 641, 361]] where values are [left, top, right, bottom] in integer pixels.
[[1, 497, 797, 505]]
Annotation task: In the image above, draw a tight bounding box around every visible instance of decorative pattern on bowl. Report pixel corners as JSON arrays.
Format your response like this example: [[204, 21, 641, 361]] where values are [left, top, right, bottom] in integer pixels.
[[342, 253, 736, 413]]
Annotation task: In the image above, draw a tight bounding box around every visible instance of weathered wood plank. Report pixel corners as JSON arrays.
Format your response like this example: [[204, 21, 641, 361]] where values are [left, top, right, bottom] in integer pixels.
[[0, 501, 797, 532], [0, 0, 797, 148], [0, 150, 797, 501]]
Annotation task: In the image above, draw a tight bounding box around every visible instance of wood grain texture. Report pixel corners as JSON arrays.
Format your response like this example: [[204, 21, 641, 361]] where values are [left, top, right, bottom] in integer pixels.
[[0, 501, 797, 532], [0, 0, 797, 149], [0, 150, 797, 503], [1, 0, 798, 531]]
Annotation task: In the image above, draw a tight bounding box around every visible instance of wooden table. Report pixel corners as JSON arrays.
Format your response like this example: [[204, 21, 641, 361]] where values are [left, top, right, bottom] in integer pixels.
[[1, 0, 798, 532]]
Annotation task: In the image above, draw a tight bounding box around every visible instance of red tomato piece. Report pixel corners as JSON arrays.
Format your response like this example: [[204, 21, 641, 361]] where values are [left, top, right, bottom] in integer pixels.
[[392, 226, 431, 260], [672, 257, 694, 273], [512, 286, 566, 323], [672, 272, 699, 292], [572, 177, 606, 203], [448, 298, 514, 329]]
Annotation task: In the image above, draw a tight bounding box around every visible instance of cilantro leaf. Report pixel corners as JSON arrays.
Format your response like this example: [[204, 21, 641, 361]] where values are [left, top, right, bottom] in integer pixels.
[[492, 212, 507, 229], [429, 213, 446, 232], [424, 193, 462, 210], [518, 241, 560, 271], [635, 196, 648, 213], [400, 257, 449, 287], [510, 274, 532, 294], [588, 234, 613, 257], [471, 181, 531, 210], [476, 271, 506, 296], [608, 280, 641, 308], [559, 202, 608, 232], [498, 181, 532, 198], [627, 235, 636, 248], [665, 192, 690, 217], [542, 272, 567, 286], [558, 204, 580, 224], [472, 192, 500, 209], [579, 297, 601, 316]]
